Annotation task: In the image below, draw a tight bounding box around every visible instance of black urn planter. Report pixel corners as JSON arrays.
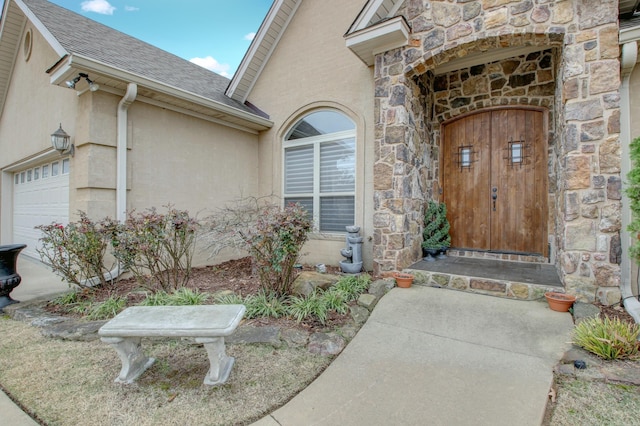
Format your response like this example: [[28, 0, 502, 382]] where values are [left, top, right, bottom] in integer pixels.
[[437, 246, 448, 259], [0, 244, 27, 310], [422, 247, 439, 262]]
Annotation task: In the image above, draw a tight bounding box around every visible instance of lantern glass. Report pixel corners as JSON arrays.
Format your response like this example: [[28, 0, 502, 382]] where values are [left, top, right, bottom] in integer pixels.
[[51, 125, 70, 153]]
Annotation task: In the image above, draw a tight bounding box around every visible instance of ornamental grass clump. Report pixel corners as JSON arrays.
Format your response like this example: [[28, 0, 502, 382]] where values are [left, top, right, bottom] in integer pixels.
[[138, 288, 209, 306], [573, 316, 640, 360], [243, 290, 288, 319], [36, 212, 115, 289], [287, 291, 328, 324]]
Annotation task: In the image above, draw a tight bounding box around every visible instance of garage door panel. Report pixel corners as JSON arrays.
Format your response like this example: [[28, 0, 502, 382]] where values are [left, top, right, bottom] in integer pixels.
[[13, 160, 69, 259]]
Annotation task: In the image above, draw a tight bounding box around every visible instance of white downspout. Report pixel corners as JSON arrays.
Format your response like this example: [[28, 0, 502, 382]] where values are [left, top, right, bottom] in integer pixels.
[[117, 83, 138, 221], [81, 83, 137, 287], [619, 41, 640, 324]]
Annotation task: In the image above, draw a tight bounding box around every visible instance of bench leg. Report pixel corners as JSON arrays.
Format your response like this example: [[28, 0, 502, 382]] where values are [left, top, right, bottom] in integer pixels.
[[101, 337, 155, 384], [195, 337, 234, 386]]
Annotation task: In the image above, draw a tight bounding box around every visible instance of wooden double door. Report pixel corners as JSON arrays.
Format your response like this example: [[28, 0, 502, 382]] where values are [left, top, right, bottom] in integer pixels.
[[441, 108, 548, 256]]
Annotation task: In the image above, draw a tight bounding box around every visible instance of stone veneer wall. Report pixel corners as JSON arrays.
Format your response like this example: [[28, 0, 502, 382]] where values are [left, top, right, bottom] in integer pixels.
[[373, 0, 622, 304], [373, 51, 432, 271]]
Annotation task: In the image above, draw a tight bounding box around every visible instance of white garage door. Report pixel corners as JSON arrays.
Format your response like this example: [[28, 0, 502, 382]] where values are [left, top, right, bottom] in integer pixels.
[[13, 158, 70, 259]]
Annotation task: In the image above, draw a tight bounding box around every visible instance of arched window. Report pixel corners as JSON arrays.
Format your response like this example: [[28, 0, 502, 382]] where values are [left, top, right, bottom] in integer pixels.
[[283, 110, 356, 232]]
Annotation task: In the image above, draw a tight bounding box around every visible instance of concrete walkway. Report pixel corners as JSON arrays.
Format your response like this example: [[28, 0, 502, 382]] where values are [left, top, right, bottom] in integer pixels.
[[2, 258, 574, 426], [253, 285, 574, 426]]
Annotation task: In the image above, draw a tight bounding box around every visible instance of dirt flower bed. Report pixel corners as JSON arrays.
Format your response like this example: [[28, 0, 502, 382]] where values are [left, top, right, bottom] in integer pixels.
[[44, 257, 358, 332]]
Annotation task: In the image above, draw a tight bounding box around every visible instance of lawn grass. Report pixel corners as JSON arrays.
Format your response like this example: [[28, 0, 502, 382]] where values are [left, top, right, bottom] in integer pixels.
[[0, 316, 330, 426], [548, 377, 640, 425]]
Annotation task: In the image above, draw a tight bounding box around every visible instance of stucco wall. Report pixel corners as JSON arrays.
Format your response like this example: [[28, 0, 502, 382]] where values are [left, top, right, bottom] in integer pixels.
[[68, 91, 262, 266], [0, 22, 262, 267], [127, 102, 259, 209], [0, 23, 78, 243], [247, 0, 376, 270]]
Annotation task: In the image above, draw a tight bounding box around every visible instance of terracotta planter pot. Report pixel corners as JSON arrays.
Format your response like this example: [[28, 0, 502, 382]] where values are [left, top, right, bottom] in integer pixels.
[[544, 292, 576, 312], [394, 272, 414, 288]]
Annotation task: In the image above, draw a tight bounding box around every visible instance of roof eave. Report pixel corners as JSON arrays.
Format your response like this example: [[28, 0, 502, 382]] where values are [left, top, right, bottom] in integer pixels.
[[226, 0, 301, 103], [50, 54, 273, 132], [13, 0, 67, 56], [345, 16, 410, 66]]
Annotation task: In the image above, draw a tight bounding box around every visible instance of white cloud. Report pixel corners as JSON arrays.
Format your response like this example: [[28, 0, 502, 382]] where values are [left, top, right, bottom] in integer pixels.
[[190, 56, 231, 78], [81, 0, 115, 15], [125, 6, 139, 12], [244, 32, 256, 41]]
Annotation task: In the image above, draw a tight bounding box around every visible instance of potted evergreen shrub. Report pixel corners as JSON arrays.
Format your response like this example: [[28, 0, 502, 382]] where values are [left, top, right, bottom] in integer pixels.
[[422, 200, 451, 261]]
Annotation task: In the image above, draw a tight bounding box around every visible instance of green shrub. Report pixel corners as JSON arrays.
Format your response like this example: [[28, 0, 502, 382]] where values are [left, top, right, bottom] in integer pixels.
[[573, 316, 640, 360], [422, 200, 451, 250], [36, 212, 114, 289], [106, 206, 199, 293]]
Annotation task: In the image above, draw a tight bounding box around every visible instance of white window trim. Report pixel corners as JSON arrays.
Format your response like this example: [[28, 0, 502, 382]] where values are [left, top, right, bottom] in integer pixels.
[[282, 117, 356, 233]]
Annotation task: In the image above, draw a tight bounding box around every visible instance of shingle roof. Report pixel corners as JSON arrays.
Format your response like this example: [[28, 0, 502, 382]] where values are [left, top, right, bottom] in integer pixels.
[[23, 0, 255, 114]]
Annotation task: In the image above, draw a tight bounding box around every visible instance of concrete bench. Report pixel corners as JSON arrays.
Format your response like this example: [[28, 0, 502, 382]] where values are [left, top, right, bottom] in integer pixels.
[[98, 305, 245, 386]]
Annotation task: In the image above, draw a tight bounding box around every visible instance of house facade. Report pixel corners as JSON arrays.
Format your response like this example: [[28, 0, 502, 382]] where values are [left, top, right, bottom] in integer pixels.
[[1, 0, 640, 312]]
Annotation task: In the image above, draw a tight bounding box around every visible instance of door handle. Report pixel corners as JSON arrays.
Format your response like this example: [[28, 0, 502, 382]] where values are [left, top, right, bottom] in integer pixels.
[[491, 187, 497, 211]]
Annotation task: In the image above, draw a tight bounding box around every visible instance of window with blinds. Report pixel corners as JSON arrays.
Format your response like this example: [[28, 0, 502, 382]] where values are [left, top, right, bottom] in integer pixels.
[[284, 110, 356, 232]]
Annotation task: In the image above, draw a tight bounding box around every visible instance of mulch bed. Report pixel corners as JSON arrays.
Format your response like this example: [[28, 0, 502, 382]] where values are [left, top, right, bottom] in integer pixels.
[[44, 257, 353, 332], [596, 301, 637, 326]]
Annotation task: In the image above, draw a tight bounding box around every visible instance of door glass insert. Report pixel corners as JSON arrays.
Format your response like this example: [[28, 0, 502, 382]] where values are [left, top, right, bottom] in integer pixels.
[[456, 145, 475, 171], [506, 137, 529, 167]]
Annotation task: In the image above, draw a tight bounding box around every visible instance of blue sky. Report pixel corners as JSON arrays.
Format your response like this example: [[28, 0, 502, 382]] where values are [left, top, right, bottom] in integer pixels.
[[3, 0, 273, 77]]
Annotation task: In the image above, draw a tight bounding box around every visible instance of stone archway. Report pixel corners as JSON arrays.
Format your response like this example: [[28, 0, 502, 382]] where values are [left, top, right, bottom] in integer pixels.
[[372, 1, 622, 304]]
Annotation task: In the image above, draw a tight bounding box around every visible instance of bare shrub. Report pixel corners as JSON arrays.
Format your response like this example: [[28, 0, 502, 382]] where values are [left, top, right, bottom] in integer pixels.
[[36, 212, 115, 289], [203, 197, 311, 296], [106, 206, 199, 292]]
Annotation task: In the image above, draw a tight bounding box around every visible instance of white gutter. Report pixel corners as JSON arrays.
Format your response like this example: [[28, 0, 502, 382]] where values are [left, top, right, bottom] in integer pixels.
[[49, 55, 273, 131], [80, 83, 137, 287], [619, 40, 640, 324]]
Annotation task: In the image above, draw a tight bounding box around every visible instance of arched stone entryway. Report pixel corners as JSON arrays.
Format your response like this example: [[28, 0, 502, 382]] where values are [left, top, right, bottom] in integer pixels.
[[372, 2, 621, 303]]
